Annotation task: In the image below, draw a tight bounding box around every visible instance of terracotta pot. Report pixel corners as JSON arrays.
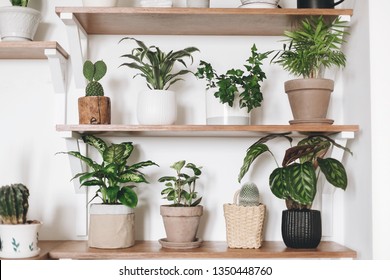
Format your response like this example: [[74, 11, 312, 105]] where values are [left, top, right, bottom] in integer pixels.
[[284, 78, 334, 122], [78, 96, 111, 124], [281, 209, 322, 249], [160, 205, 203, 243], [88, 204, 135, 249]]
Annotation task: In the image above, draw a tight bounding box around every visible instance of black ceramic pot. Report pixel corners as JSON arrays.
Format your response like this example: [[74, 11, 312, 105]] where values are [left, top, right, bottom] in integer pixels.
[[297, 0, 344, 8], [281, 209, 322, 249]]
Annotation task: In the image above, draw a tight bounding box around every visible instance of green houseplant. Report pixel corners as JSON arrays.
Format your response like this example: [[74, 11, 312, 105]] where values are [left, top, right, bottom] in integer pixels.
[[60, 135, 158, 249], [78, 60, 111, 124], [158, 160, 204, 247], [271, 16, 349, 124], [196, 45, 269, 125], [119, 38, 199, 125], [238, 134, 352, 248], [0, 0, 41, 41], [0, 184, 42, 258]]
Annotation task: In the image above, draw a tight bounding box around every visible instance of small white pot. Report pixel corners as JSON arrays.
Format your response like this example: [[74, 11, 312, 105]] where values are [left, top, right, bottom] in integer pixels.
[[82, 0, 118, 7], [0, 222, 42, 259], [88, 204, 135, 249], [186, 0, 210, 8], [137, 89, 177, 125], [205, 88, 250, 125], [239, 0, 280, 8], [0, 7, 41, 41]]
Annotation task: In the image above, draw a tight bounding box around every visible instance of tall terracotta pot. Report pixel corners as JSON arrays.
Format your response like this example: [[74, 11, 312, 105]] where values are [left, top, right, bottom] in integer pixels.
[[160, 205, 203, 243], [78, 96, 111, 124], [284, 78, 334, 124]]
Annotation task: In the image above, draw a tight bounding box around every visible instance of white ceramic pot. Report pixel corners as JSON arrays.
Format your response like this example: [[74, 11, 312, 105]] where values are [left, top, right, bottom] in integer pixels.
[[239, 0, 280, 8], [139, 0, 173, 7], [186, 0, 210, 8], [205, 88, 250, 125], [137, 89, 177, 125], [82, 0, 118, 7], [0, 222, 42, 259], [88, 204, 135, 249], [0, 7, 41, 41]]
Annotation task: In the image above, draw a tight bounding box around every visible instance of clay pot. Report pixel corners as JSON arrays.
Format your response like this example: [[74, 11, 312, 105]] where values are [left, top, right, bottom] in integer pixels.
[[78, 96, 111, 125]]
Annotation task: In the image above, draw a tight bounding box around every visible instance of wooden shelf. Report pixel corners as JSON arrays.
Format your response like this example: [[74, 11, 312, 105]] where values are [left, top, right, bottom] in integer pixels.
[[55, 7, 353, 36], [48, 240, 357, 260], [0, 41, 69, 60], [56, 124, 359, 138], [0, 241, 63, 260]]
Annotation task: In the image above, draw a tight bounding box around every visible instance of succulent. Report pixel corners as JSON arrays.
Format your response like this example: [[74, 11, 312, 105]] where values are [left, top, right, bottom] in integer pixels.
[[10, 0, 29, 7], [0, 184, 29, 224], [238, 182, 260, 206], [83, 60, 107, 97]]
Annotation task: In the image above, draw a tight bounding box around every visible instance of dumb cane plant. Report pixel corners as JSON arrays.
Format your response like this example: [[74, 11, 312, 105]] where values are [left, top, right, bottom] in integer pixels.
[[83, 60, 107, 96], [59, 135, 158, 208], [10, 0, 29, 6], [119, 37, 199, 90], [238, 134, 352, 209], [271, 16, 349, 79], [158, 160, 203, 207], [0, 184, 29, 224], [196, 44, 269, 113]]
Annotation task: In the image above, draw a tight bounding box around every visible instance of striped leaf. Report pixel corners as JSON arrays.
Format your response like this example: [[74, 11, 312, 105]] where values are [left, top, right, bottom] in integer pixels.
[[238, 143, 269, 183], [269, 167, 288, 199], [285, 162, 317, 205], [82, 135, 107, 157], [318, 158, 348, 190]]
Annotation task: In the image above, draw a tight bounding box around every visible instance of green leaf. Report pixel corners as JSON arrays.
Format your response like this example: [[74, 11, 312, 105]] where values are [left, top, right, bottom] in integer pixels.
[[82, 135, 107, 157], [103, 144, 127, 164], [318, 158, 348, 190], [105, 186, 120, 203], [238, 143, 269, 183], [119, 171, 148, 183], [185, 163, 202, 176], [171, 160, 186, 172], [59, 151, 98, 170], [128, 160, 158, 170], [118, 186, 138, 208], [269, 167, 288, 199], [285, 162, 317, 205], [158, 176, 177, 182], [83, 60, 95, 82], [93, 60, 107, 82]]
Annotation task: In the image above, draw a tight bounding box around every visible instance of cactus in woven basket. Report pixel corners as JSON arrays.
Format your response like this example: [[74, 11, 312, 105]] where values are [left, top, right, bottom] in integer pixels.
[[0, 184, 30, 224], [238, 182, 260, 206], [83, 60, 107, 97]]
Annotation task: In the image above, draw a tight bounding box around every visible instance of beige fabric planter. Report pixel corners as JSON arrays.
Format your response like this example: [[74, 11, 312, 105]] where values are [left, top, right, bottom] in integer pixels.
[[160, 205, 203, 243], [88, 204, 135, 249]]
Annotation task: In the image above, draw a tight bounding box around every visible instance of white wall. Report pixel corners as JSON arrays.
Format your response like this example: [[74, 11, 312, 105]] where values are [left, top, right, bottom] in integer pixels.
[[0, 0, 380, 259]]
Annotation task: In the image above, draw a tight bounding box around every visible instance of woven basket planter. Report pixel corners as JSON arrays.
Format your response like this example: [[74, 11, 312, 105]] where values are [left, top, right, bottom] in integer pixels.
[[223, 194, 266, 249]]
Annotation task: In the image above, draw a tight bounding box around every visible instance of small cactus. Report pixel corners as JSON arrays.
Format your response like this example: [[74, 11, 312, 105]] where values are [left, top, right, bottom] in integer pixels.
[[0, 184, 30, 224], [238, 182, 260, 206], [83, 60, 107, 97]]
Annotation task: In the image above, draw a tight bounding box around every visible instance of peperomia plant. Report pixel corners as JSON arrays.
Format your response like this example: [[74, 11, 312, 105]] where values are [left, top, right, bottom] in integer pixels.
[[195, 44, 269, 113], [158, 160, 203, 207], [59, 135, 158, 208], [10, 0, 29, 7]]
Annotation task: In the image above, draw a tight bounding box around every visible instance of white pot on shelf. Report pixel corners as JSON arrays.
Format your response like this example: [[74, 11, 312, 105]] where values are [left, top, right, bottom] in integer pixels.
[[0, 7, 41, 41], [186, 0, 210, 8], [0, 221, 42, 259], [82, 0, 118, 7], [239, 0, 280, 8], [139, 0, 173, 7], [137, 89, 177, 125]]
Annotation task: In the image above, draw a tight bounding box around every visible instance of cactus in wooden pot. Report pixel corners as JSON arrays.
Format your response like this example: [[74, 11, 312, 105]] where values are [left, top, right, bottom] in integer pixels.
[[238, 182, 260, 206], [83, 60, 107, 97], [0, 183, 29, 224]]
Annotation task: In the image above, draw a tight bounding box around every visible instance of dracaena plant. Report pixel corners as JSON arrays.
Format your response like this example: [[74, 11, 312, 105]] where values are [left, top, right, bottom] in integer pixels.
[[158, 160, 203, 207], [59, 135, 158, 208], [119, 37, 199, 90], [195, 44, 270, 113], [271, 16, 349, 79], [238, 134, 352, 209], [10, 0, 28, 6]]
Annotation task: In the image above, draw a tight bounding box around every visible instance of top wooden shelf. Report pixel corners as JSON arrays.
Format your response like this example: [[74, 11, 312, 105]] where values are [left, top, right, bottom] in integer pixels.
[[55, 7, 353, 36], [56, 124, 359, 138], [0, 41, 69, 60]]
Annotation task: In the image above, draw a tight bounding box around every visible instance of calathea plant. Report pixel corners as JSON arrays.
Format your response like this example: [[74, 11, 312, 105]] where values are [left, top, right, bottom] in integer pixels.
[[119, 37, 199, 90], [238, 134, 352, 209], [10, 0, 29, 6], [59, 135, 158, 208], [195, 44, 270, 113], [83, 60, 107, 96], [158, 160, 203, 207]]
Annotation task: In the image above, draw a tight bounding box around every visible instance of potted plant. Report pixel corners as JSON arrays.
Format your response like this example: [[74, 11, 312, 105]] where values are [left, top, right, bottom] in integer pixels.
[[238, 134, 352, 248], [59, 135, 158, 249], [78, 60, 111, 125], [271, 16, 349, 125], [82, 0, 118, 7], [0, 183, 42, 258], [158, 160, 203, 249], [195, 45, 269, 125], [0, 0, 41, 41], [119, 37, 199, 125]]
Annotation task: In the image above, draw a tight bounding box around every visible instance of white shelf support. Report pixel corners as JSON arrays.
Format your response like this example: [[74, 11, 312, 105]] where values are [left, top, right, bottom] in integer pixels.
[[60, 12, 88, 89]]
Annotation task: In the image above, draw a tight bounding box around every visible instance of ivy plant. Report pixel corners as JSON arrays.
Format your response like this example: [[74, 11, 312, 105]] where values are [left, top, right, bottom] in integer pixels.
[[196, 44, 270, 113]]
